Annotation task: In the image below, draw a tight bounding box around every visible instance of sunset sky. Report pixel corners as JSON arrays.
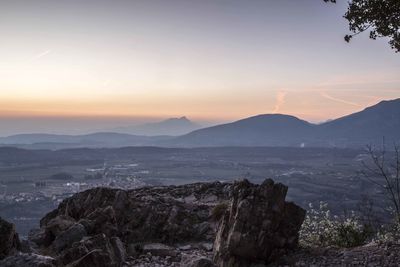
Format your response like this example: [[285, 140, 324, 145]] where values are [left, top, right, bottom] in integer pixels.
[[0, 0, 399, 135]]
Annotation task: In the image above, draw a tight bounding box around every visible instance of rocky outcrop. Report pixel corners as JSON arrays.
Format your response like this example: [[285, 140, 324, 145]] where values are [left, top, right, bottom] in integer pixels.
[[39, 182, 232, 247], [213, 179, 306, 267], [0, 217, 20, 260], [1, 179, 307, 266], [22, 182, 233, 266]]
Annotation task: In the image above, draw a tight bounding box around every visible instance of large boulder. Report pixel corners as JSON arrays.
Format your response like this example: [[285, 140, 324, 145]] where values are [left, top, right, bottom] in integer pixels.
[[23, 179, 306, 266], [39, 184, 231, 246], [213, 179, 306, 267], [0, 217, 20, 260], [25, 182, 233, 265]]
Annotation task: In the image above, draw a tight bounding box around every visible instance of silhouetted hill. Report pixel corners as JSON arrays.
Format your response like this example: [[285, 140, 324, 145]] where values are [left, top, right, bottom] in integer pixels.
[[1, 99, 399, 149], [315, 99, 400, 147], [166, 99, 400, 148], [167, 114, 314, 147], [110, 116, 201, 136]]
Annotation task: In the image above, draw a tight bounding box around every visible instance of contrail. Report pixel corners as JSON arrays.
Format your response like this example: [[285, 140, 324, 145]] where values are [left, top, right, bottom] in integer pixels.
[[31, 50, 51, 61], [272, 91, 287, 113], [320, 91, 360, 107]]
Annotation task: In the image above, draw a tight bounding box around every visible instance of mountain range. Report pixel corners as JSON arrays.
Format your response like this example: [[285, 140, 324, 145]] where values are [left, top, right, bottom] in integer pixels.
[[170, 99, 400, 148], [0, 99, 399, 149]]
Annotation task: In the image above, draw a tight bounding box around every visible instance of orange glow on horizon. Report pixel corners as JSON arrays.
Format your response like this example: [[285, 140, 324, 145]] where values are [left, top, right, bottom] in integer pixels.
[[0, 92, 396, 123]]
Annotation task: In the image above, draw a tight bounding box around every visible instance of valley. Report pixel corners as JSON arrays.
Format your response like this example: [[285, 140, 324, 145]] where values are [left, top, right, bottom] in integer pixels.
[[0, 146, 388, 236]]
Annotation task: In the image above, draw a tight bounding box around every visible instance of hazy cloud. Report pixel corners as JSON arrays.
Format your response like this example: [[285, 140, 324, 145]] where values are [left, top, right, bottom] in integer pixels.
[[31, 50, 51, 61], [320, 91, 360, 107], [272, 91, 287, 113]]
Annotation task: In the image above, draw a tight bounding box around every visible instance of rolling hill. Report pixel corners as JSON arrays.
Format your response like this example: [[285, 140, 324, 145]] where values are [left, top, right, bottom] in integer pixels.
[[109, 116, 201, 136], [0, 99, 399, 149], [166, 114, 314, 147], [315, 99, 400, 147], [167, 99, 400, 148]]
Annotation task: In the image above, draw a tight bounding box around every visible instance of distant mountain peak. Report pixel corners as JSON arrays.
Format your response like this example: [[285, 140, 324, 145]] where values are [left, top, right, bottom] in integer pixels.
[[165, 116, 191, 122], [109, 116, 201, 136]]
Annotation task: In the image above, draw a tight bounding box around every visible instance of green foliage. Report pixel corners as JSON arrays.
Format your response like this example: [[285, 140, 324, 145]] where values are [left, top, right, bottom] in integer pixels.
[[211, 202, 229, 222], [300, 202, 371, 248], [336, 220, 373, 248]]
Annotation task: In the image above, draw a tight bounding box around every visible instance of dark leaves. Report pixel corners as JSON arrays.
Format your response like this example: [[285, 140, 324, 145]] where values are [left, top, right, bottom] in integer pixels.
[[326, 0, 400, 52], [344, 35, 353, 43], [344, 0, 400, 52]]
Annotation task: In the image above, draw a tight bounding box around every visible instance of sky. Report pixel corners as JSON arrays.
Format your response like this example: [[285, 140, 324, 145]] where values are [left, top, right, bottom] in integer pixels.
[[0, 0, 399, 135]]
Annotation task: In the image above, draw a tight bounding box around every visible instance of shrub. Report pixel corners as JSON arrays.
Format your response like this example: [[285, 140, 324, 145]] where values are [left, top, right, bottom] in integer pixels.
[[300, 202, 371, 248], [374, 217, 400, 243]]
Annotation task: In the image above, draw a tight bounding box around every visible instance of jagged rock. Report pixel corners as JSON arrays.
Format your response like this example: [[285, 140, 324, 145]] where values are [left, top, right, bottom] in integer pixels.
[[22, 180, 306, 266], [110, 236, 126, 263], [189, 257, 216, 267], [0, 217, 20, 260], [39, 184, 230, 247], [213, 179, 306, 267], [57, 234, 123, 266], [67, 249, 113, 267], [26, 182, 233, 266], [28, 228, 49, 247], [0, 252, 55, 267], [80, 206, 118, 237], [199, 242, 213, 252], [45, 215, 76, 237], [53, 223, 86, 253], [57, 242, 89, 266], [142, 243, 178, 257]]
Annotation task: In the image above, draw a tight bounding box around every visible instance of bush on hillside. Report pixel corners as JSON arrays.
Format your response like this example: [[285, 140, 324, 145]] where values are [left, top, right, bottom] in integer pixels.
[[300, 202, 371, 248]]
